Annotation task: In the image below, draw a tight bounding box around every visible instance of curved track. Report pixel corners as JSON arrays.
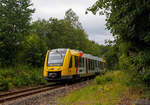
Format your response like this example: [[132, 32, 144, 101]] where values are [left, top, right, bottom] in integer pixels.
[[0, 83, 63, 103]]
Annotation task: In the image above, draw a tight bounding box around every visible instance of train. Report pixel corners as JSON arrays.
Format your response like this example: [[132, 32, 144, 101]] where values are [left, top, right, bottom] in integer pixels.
[[43, 48, 105, 81]]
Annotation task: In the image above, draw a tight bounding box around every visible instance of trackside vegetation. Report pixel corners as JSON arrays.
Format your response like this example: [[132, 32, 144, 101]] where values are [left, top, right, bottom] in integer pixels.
[[87, 0, 150, 86], [0, 66, 47, 91], [58, 71, 143, 105]]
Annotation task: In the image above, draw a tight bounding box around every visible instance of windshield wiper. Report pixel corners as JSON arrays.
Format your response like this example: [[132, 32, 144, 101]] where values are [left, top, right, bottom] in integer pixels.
[[56, 50, 63, 58]]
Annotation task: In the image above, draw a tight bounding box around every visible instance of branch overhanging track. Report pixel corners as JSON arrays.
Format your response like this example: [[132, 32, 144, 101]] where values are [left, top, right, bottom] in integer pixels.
[[0, 83, 64, 103]]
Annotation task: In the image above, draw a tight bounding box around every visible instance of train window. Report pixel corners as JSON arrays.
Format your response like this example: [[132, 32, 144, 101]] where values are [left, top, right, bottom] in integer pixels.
[[90, 59, 92, 70], [99, 61, 102, 69], [95, 60, 97, 67], [93, 60, 96, 70], [101, 62, 104, 69], [79, 57, 84, 67], [91, 60, 92, 70], [99, 61, 100, 68], [75, 56, 78, 68], [92, 60, 94, 70], [98, 61, 103, 69], [69, 56, 72, 68], [90, 60, 93, 70], [82, 58, 85, 67], [79, 57, 82, 67], [47, 51, 66, 66], [88, 59, 90, 70], [95, 60, 97, 68], [93, 60, 95, 70]]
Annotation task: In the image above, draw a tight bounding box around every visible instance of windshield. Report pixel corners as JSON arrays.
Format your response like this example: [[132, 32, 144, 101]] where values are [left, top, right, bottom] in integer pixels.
[[47, 49, 67, 66]]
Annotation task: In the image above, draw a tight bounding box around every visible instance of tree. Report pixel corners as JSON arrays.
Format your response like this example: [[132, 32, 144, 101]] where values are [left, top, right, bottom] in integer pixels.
[[21, 34, 47, 67], [31, 17, 88, 51], [0, 0, 34, 66], [88, 0, 150, 53], [88, 0, 150, 82], [65, 9, 82, 29]]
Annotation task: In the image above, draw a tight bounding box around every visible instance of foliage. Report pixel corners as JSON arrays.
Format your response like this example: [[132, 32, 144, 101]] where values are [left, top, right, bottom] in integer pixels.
[[58, 71, 141, 105], [88, 0, 150, 49], [65, 9, 82, 29], [0, 66, 47, 91], [21, 34, 48, 66], [30, 14, 105, 60], [88, 0, 150, 84], [0, 0, 34, 66], [103, 45, 119, 70]]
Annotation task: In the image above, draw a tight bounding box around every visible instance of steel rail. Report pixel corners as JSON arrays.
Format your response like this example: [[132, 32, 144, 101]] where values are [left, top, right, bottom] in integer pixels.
[[0, 83, 63, 103]]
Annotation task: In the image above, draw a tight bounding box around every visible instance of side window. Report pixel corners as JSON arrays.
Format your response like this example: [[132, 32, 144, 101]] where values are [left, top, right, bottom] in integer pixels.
[[90, 59, 92, 70], [93, 60, 96, 70], [88, 59, 90, 70], [102, 62, 104, 69], [98, 61, 103, 69], [95, 60, 98, 67], [82, 58, 84, 67], [98, 61, 101, 68], [94, 60, 97, 69], [92, 60, 94, 70], [79, 57, 82, 67], [75, 56, 78, 68], [79, 57, 84, 67], [69, 56, 72, 68]]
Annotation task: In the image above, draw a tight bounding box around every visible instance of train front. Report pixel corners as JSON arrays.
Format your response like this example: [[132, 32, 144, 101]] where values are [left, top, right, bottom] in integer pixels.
[[43, 49, 69, 81]]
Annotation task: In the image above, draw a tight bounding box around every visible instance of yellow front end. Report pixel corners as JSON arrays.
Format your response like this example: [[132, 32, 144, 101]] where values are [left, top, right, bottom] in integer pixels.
[[43, 49, 77, 81]]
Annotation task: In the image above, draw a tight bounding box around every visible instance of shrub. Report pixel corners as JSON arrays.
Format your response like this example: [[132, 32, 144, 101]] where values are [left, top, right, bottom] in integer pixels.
[[0, 66, 47, 91], [95, 72, 113, 85]]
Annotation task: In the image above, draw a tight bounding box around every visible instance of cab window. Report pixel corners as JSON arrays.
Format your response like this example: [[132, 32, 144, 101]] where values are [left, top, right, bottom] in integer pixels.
[[75, 56, 78, 68], [69, 56, 72, 68]]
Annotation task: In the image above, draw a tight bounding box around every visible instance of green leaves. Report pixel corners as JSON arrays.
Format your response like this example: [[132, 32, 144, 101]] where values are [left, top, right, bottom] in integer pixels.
[[0, 66, 47, 91], [0, 0, 34, 66], [65, 9, 82, 29], [88, 0, 150, 84]]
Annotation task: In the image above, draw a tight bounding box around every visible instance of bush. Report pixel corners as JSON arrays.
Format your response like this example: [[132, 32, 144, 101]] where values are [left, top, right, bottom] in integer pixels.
[[95, 71, 133, 88], [0, 66, 47, 91], [95, 72, 113, 85], [119, 49, 150, 86]]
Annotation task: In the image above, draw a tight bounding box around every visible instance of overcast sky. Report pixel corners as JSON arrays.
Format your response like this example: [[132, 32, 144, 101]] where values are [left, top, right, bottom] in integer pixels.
[[31, 0, 114, 44]]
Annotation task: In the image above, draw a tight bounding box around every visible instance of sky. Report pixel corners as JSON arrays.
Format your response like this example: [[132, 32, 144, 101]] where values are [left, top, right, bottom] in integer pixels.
[[31, 0, 114, 44]]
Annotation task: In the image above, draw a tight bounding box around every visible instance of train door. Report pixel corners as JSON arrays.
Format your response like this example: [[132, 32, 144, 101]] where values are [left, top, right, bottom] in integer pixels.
[[72, 56, 76, 75], [68, 56, 72, 75], [69, 56, 76, 75], [86, 58, 88, 75], [77, 57, 86, 77]]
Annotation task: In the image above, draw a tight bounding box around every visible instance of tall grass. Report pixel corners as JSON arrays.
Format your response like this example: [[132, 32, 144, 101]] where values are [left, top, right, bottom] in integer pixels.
[[0, 66, 47, 91], [58, 71, 141, 105]]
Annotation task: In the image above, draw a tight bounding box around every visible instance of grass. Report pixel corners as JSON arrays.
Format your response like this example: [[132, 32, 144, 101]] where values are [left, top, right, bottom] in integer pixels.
[[0, 65, 47, 91], [58, 71, 142, 105]]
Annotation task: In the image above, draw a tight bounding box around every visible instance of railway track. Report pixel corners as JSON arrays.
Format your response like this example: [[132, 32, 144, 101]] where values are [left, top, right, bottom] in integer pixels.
[[0, 83, 63, 103]]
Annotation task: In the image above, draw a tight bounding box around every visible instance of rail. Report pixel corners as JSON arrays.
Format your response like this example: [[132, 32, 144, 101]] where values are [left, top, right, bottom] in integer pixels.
[[0, 83, 63, 103]]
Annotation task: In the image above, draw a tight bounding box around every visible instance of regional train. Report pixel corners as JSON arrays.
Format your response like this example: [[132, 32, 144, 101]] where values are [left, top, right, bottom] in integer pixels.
[[43, 48, 105, 81]]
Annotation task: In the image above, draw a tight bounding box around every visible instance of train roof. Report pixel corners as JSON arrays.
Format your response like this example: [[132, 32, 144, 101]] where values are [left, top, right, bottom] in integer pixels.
[[50, 48, 104, 62]]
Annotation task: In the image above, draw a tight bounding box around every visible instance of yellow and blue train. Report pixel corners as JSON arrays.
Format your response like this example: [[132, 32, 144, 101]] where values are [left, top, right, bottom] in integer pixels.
[[44, 48, 105, 81]]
